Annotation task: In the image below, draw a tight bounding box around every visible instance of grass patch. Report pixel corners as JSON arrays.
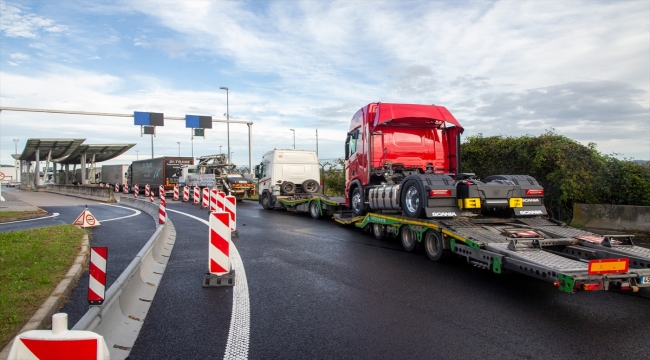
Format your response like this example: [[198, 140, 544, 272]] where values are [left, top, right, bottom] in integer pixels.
[[0, 210, 47, 221], [0, 225, 87, 349]]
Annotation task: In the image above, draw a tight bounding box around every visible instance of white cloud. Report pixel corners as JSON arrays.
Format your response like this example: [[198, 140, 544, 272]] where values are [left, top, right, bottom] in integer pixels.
[[0, 1, 68, 38], [9, 52, 30, 60], [6, 60, 18, 66]]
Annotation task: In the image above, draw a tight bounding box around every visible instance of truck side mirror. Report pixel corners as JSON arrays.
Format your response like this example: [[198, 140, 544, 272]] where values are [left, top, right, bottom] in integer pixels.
[[254, 165, 260, 178]]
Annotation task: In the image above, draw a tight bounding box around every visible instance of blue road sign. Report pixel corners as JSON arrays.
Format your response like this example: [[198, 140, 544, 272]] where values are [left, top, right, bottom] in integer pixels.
[[185, 115, 212, 129]]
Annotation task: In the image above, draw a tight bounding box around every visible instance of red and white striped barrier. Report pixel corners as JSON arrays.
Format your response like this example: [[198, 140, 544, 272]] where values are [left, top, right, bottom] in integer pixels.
[[88, 247, 107, 306], [159, 185, 165, 200], [209, 211, 230, 275], [99, 183, 104, 188], [7, 313, 110, 360], [217, 191, 226, 211], [173, 185, 179, 201], [193, 186, 200, 205], [159, 198, 166, 224], [224, 195, 237, 231], [114, 183, 119, 193], [145, 184, 150, 197], [122, 184, 128, 194], [209, 189, 219, 212], [183, 186, 189, 202], [202, 187, 209, 209], [133, 184, 139, 199], [150, 190, 154, 203]]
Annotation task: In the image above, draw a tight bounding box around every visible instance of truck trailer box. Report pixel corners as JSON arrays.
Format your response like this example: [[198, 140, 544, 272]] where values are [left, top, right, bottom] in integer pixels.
[[101, 164, 129, 185]]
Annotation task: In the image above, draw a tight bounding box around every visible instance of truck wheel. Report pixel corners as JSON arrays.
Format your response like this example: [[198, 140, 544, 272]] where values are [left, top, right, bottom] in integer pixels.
[[424, 229, 447, 261], [401, 226, 416, 252], [302, 179, 321, 194], [309, 201, 321, 219], [261, 192, 272, 210], [350, 186, 366, 217], [401, 180, 424, 218], [281, 181, 296, 195], [372, 223, 385, 240]]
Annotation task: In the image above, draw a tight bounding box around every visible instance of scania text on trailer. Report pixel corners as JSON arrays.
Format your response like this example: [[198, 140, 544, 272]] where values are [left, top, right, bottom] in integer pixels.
[[126, 157, 194, 195], [255, 103, 650, 293]]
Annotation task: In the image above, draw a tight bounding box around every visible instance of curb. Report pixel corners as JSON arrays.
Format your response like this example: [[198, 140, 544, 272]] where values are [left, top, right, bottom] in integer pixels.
[[0, 234, 90, 359]]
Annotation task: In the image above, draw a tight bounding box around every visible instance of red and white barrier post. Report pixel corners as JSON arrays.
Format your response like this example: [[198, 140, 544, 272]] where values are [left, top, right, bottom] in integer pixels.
[[133, 184, 139, 199], [159, 198, 166, 224], [216, 191, 226, 211], [173, 185, 179, 201], [114, 183, 119, 193], [209, 189, 219, 212], [122, 184, 128, 194], [203, 211, 235, 287], [224, 195, 237, 232], [88, 247, 107, 306], [150, 190, 154, 203], [202, 187, 209, 209], [145, 184, 150, 197], [193, 186, 200, 205], [7, 313, 110, 360], [159, 185, 165, 200], [183, 186, 189, 202]]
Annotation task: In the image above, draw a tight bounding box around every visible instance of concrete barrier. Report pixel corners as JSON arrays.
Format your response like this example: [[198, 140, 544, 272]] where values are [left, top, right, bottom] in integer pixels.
[[571, 204, 650, 233], [46, 184, 116, 203], [72, 197, 175, 360]]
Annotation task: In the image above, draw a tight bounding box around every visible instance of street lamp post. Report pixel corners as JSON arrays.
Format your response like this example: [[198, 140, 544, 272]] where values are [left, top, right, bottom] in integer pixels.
[[177, 142, 180, 157], [290, 129, 295, 149], [220, 87, 230, 163], [136, 150, 139, 161], [220, 145, 222, 155]]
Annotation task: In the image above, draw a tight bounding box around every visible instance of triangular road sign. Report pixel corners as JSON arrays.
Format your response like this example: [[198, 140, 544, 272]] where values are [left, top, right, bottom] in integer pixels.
[[73, 207, 101, 228]]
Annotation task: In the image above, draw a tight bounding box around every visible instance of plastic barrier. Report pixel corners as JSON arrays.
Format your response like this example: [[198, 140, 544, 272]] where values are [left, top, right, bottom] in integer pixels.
[[217, 191, 226, 211], [8, 313, 110, 360], [224, 195, 237, 231], [173, 186, 179, 201], [114, 183, 119, 193], [183, 186, 189, 202], [74, 196, 176, 359], [209, 189, 218, 212], [133, 184, 139, 199], [122, 184, 128, 194], [88, 247, 107, 306], [159, 198, 166, 224], [202, 187, 209, 209], [145, 184, 150, 197], [193, 186, 200, 205], [46, 184, 116, 203], [159, 185, 165, 200]]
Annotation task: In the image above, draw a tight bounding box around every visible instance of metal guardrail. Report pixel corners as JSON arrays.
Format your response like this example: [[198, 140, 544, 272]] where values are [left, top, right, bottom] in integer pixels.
[[72, 197, 176, 360]]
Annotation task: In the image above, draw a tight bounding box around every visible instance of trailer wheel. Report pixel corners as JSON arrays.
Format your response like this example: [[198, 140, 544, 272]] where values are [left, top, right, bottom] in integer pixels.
[[401, 180, 424, 218], [281, 181, 296, 195], [350, 186, 366, 217], [309, 201, 321, 219], [401, 226, 416, 252], [424, 229, 447, 261], [261, 192, 272, 210], [302, 179, 321, 194], [372, 223, 385, 240]]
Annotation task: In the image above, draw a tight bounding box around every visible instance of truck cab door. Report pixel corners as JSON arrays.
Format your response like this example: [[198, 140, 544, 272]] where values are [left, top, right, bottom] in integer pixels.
[[345, 129, 361, 191]]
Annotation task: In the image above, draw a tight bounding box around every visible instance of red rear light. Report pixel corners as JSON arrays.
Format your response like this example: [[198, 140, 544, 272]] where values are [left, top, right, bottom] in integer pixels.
[[582, 283, 600, 291], [429, 189, 451, 197], [526, 189, 544, 196]]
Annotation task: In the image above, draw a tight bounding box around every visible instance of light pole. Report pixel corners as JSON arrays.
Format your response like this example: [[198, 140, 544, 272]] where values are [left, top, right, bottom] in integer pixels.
[[220, 145, 222, 155], [136, 150, 139, 161], [177, 142, 180, 157], [13, 139, 19, 181], [290, 129, 295, 149], [220, 86, 230, 163]]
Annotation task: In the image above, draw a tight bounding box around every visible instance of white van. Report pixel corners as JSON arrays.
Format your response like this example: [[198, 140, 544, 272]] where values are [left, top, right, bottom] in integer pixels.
[[255, 149, 321, 203]]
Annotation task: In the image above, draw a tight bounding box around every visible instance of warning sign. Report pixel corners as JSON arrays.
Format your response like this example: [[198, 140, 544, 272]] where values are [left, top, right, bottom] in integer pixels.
[[0, 172, 5, 180], [73, 208, 101, 228]]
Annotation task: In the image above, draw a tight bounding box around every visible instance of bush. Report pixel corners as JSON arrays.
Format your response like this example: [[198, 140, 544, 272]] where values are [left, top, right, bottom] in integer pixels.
[[320, 158, 345, 196]]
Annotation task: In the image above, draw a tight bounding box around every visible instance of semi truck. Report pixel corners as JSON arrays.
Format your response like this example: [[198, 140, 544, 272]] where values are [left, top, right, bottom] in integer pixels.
[[126, 157, 194, 195], [178, 154, 254, 201], [256, 102, 650, 293]]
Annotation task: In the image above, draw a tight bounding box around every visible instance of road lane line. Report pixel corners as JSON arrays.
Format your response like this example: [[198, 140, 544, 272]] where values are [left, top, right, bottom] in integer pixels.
[[99, 204, 142, 222], [166, 208, 250, 359], [0, 212, 60, 225]]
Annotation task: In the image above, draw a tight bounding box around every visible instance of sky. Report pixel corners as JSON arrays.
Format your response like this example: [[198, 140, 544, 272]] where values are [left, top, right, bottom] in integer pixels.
[[1, 0, 649, 170]]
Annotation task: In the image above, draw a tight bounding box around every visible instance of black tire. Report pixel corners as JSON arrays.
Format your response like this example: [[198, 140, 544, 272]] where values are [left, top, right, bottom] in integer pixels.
[[309, 200, 321, 219], [261, 191, 272, 210], [350, 186, 366, 217], [424, 229, 447, 261], [281, 181, 296, 195], [372, 223, 385, 240], [401, 180, 425, 218], [302, 179, 321, 194], [401, 226, 416, 252]]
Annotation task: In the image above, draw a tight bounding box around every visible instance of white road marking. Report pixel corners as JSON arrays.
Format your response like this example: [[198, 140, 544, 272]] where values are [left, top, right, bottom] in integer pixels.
[[99, 204, 142, 222], [0, 212, 60, 225], [166, 208, 250, 359]]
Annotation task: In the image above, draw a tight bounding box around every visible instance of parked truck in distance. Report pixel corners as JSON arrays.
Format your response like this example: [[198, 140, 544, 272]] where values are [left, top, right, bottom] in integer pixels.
[[126, 157, 194, 195], [101, 164, 129, 186], [178, 154, 254, 201], [253, 103, 650, 294]]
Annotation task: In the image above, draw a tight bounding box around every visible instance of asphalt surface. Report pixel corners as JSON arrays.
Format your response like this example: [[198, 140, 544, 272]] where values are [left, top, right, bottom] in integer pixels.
[[128, 199, 650, 359]]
